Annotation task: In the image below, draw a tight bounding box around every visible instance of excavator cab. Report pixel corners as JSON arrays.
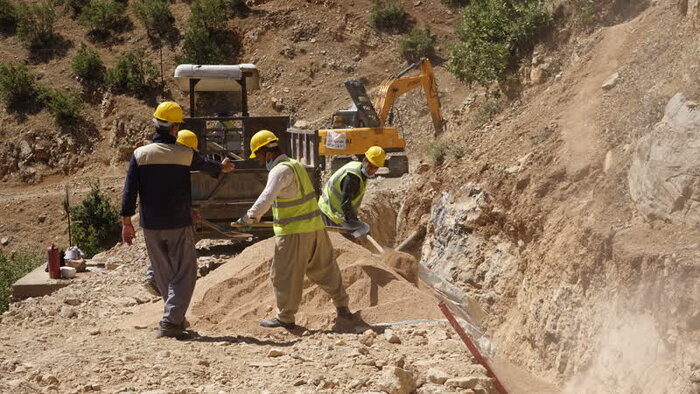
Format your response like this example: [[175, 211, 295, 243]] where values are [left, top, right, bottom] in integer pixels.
[[319, 58, 443, 177]]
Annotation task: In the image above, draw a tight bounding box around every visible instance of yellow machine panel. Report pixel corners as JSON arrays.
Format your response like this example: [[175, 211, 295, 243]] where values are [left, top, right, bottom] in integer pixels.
[[318, 127, 406, 155]]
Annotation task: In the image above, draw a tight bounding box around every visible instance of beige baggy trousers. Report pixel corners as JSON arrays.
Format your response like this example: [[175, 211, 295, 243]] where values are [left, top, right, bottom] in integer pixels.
[[272, 229, 349, 323]]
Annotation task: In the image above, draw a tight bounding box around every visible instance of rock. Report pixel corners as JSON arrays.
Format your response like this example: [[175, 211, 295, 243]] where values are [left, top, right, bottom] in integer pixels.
[[445, 377, 482, 389], [59, 306, 77, 319], [384, 329, 401, 344], [37, 213, 47, 223], [43, 374, 59, 385], [19, 139, 32, 159], [377, 366, 416, 394], [417, 383, 452, 393], [360, 330, 376, 346], [105, 259, 121, 270], [0, 236, 10, 246], [602, 72, 620, 90], [293, 120, 309, 129], [426, 368, 449, 384], [293, 378, 306, 386], [529, 66, 546, 85], [690, 369, 700, 383], [334, 339, 347, 346], [267, 349, 285, 357], [629, 93, 700, 223], [157, 351, 170, 358]]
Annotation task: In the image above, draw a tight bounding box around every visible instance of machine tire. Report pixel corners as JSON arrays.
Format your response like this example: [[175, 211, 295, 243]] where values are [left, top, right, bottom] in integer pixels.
[[386, 155, 409, 177], [330, 156, 353, 172]]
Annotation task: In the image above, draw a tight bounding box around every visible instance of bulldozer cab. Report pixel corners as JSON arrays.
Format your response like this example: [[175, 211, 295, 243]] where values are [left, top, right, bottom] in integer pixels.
[[174, 64, 323, 240]]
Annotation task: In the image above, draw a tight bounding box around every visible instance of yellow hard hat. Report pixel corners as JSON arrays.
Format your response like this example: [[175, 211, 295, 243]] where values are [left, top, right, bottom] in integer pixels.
[[249, 129, 279, 158], [153, 101, 184, 123], [176, 130, 199, 151], [365, 146, 386, 167]]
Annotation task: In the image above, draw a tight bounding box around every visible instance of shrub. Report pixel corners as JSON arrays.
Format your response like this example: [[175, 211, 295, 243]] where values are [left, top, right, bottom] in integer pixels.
[[188, 0, 227, 31], [225, 0, 247, 16], [399, 27, 435, 63], [428, 140, 466, 165], [0, 0, 16, 33], [40, 86, 82, 125], [71, 42, 105, 83], [573, 0, 598, 28], [369, 0, 409, 33], [448, 0, 551, 87], [178, 28, 225, 64], [0, 252, 41, 313], [65, 0, 90, 17], [15, 1, 56, 48], [441, 0, 468, 7], [0, 63, 39, 109], [70, 183, 120, 258], [134, 0, 173, 39], [106, 49, 158, 96], [472, 99, 505, 126], [78, 0, 126, 36]]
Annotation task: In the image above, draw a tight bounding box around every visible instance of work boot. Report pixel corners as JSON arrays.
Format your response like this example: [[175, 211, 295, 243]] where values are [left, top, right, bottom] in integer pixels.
[[156, 321, 193, 340], [259, 317, 296, 329], [336, 306, 353, 319], [143, 278, 160, 297]]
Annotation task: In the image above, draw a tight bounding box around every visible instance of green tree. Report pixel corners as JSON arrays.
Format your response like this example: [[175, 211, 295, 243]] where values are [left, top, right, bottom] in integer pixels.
[[40, 86, 82, 126], [71, 42, 105, 84], [0, 252, 41, 313], [0, 62, 39, 110], [448, 0, 551, 86], [134, 0, 173, 39], [369, 0, 409, 33], [15, 1, 55, 48], [399, 27, 435, 63], [0, 0, 16, 33], [70, 183, 120, 258], [106, 49, 158, 96], [178, 28, 225, 64], [188, 0, 226, 31], [78, 0, 126, 36]]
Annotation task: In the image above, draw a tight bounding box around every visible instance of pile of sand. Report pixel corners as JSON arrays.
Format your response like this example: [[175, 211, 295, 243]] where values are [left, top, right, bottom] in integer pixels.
[[190, 233, 442, 332]]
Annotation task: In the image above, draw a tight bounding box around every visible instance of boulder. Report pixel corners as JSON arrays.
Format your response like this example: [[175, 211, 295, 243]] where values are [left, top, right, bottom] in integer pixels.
[[629, 93, 700, 223], [377, 366, 416, 394]]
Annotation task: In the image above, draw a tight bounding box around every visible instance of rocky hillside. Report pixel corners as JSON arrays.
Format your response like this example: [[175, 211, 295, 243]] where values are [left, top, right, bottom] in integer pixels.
[[0, 0, 699, 392]]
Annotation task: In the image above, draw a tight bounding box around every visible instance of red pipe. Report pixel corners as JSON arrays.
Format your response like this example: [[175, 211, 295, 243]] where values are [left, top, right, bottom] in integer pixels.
[[438, 301, 509, 394]]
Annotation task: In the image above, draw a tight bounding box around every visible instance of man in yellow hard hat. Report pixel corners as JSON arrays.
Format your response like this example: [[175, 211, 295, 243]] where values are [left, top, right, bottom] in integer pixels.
[[318, 146, 385, 229], [238, 130, 351, 329], [141, 129, 215, 298], [120, 101, 235, 339]]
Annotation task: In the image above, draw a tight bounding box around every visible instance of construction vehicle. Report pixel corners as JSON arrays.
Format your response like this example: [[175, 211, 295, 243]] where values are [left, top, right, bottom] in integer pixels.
[[318, 58, 443, 177], [173, 64, 323, 240]]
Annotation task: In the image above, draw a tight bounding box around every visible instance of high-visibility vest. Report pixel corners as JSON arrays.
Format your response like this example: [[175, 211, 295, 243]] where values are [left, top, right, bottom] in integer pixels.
[[272, 158, 325, 235], [318, 161, 366, 225]]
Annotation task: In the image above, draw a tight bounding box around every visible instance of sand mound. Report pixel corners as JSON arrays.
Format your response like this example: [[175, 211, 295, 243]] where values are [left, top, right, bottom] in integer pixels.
[[190, 233, 442, 332]]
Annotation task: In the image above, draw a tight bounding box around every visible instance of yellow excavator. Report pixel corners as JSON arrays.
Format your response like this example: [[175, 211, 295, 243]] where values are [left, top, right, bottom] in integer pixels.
[[317, 58, 443, 176]]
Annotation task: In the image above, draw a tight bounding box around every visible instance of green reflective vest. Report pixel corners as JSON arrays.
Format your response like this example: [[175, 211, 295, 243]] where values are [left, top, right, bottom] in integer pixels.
[[272, 158, 325, 236], [318, 161, 366, 225]]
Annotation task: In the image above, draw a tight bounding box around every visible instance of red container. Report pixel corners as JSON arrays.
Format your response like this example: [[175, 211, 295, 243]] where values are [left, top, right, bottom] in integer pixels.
[[47, 242, 61, 279]]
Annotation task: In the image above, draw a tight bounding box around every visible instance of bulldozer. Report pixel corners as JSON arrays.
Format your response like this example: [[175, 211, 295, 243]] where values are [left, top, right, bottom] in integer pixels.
[[318, 58, 443, 176]]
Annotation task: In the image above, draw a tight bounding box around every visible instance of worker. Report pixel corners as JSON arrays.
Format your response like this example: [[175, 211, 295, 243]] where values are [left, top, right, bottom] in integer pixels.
[[318, 146, 385, 228], [121, 101, 235, 339], [237, 130, 351, 329], [142, 129, 208, 298]]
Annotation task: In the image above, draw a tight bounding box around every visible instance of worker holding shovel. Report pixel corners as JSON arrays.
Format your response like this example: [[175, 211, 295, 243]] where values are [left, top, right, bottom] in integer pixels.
[[236, 130, 351, 329], [318, 146, 385, 236]]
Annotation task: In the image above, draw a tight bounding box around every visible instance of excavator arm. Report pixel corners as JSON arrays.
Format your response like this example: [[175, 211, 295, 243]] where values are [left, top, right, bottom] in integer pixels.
[[372, 58, 444, 134]]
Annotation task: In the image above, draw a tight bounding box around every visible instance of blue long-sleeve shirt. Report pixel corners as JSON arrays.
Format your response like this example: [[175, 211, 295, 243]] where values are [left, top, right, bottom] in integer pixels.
[[120, 133, 222, 229]]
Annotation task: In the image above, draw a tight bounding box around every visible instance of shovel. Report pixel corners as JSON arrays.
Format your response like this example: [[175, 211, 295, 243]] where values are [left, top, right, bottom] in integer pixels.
[[230, 219, 384, 254]]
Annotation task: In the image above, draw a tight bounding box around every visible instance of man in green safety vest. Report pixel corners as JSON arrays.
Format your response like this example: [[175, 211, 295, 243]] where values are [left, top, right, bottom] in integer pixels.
[[318, 146, 386, 229], [237, 130, 351, 329]]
